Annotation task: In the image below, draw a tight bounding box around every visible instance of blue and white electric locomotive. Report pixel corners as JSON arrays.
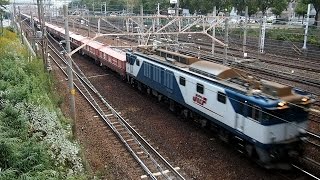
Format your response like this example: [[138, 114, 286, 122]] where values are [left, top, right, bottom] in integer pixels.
[[126, 48, 313, 168]]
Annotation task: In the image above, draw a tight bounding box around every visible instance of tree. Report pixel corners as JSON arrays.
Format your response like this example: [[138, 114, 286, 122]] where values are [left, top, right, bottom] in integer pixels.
[[295, 0, 308, 21], [271, 0, 289, 17], [231, 0, 259, 17], [232, 0, 246, 14], [0, 0, 9, 8], [257, 0, 273, 15], [247, 0, 259, 17], [303, 0, 320, 26]]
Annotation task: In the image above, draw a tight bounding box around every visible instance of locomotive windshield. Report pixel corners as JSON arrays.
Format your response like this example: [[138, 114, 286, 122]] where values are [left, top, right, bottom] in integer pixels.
[[260, 105, 309, 124]]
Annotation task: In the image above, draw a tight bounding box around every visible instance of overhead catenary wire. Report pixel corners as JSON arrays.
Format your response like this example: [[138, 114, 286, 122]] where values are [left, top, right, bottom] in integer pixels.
[[26, 12, 320, 139]]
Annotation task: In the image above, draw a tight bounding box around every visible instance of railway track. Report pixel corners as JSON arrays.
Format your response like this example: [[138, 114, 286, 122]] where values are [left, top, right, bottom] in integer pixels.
[[48, 17, 320, 125], [46, 36, 186, 180], [50, 17, 320, 76], [186, 30, 320, 61], [20, 11, 320, 179], [60, 18, 320, 93], [178, 48, 320, 92], [292, 164, 320, 180], [186, 40, 320, 74]]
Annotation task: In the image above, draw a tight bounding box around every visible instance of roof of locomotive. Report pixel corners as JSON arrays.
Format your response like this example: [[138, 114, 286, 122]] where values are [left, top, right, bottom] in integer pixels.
[[132, 50, 313, 107], [189, 61, 245, 80]]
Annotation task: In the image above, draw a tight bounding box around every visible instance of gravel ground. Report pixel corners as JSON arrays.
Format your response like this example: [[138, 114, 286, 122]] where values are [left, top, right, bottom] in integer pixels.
[[51, 61, 143, 179]]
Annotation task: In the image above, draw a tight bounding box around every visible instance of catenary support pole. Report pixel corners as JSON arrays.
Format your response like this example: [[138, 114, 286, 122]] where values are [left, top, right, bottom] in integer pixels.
[[63, 5, 77, 128], [104, 2, 106, 16], [212, 6, 216, 55], [40, 0, 48, 70], [243, 6, 248, 57], [30, 12, 35, 50], [139, 5, 143, 45], [18, 6, 23, 43], [259, 16, 266, 53], [223, 18, 229, 65], [98, 18, 100, 34], [303, 4, 311, 50], [157, 3, 160, 41]]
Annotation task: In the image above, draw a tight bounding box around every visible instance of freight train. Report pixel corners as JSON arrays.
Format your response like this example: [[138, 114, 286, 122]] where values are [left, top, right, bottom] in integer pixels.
[[22, 14, 315, 169]]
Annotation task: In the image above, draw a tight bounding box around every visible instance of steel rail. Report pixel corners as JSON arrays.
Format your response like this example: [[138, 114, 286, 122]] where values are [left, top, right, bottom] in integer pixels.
[[179, 48, 320, 89], [47, 43, 159, 179], [301, 156, 320, 168], [47, 38, 185, 179], [292, 164, 320, 180]]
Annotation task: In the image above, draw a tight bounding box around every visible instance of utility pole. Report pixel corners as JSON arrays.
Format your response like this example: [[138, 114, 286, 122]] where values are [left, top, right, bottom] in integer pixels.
[[303, 4, 311, 50], [104, 2, 107, 16], [92, 2, 95, 15], [30, 11, 35, 50], [87, 16, 90, 37], [156, 3, 160, 41], [223, 18, 229, 65], [98, 18, 100, 34], [63, 5, 76, 131], [212, 6, 216, 55], [139, 5, 144, 45], [37, 0, 42, 26], [18, 6, 23, 43], [175, 0, 179, 16], [40, 0, 47, 70], [259, 16, 266, 54], [175, 0, 179, 50], [243, 6, 248, 58]]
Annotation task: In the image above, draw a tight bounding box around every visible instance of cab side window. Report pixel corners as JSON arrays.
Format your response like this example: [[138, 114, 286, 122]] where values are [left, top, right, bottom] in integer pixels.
[[252, 105, 262, 121], [217, 92, 226, 104], [179, 76, 186, 86], [196, 83, 204, 94]]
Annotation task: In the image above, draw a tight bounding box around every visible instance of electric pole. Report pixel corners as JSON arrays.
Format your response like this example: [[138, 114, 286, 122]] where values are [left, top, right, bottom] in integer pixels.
[[243, 6, 248, 57], [223, 18, 229, 65], [63, 5, 77, 131], [36, 0, 47, 69], [259, 16, 266, 54], [303, 4, 311, 50], [212, 6, 216, 55]]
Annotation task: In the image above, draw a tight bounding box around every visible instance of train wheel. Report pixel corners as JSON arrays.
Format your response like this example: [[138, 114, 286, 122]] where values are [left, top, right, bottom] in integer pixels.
[[147, 87, 151, 95], [169, 99, 175, 112]]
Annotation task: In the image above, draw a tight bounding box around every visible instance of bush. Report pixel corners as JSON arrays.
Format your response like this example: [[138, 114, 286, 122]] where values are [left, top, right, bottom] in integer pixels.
[[0, 28, 87, 179]]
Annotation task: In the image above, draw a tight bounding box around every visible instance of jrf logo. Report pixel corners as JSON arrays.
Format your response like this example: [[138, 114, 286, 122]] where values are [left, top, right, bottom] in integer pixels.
[[193, 94, 207, 105]]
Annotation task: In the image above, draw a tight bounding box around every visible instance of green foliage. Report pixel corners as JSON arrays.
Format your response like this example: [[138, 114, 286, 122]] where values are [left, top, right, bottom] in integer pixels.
[[0, 0, 9, 7], [0, 29, 88, 179], [271, 0, 289, 17], [265, 28, 320, 46], [303, 0, 320, 26], [257, 0, 273, 15], [295, 0, 308, 17], [72, 0, 313, 19], [0, 141, 14, 169]]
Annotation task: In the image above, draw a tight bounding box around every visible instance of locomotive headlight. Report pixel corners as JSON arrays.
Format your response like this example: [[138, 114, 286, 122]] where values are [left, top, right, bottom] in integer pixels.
[[278, 101, 286, 107], [301, 97, 309, 102]]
